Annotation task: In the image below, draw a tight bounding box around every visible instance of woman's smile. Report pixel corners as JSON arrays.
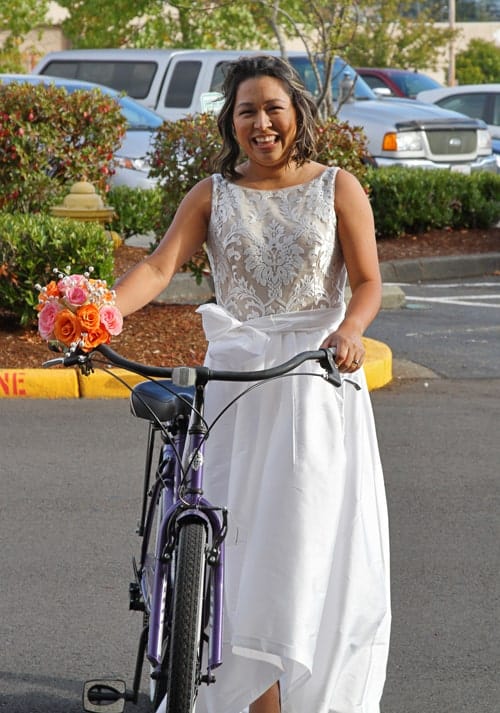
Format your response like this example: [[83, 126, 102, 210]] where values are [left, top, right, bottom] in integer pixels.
[[233, 75, 297, 166]]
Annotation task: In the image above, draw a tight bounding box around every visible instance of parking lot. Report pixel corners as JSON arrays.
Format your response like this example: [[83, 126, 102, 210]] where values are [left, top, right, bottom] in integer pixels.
[[367, 276, 500, 379]]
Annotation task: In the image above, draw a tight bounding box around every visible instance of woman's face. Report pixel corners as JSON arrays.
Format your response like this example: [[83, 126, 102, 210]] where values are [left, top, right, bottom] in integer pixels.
[[232, 75, 297, 169]]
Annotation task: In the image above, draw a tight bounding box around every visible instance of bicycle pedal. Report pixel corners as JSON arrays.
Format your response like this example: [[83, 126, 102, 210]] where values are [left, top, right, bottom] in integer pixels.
[[83, 679, 126, 713]]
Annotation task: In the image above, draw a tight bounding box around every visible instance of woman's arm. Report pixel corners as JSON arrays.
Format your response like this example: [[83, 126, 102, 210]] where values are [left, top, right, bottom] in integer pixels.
[[113, 177, 212, 316], [321, 169, 382, 371]]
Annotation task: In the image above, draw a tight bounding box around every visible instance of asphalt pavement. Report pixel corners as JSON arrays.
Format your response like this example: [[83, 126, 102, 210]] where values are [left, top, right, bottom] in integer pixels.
[[1, 380, 498, 713], [1, 252, 499, 712]]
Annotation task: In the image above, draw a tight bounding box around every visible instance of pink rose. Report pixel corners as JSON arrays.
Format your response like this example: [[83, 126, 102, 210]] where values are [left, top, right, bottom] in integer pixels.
[[99, 304, 123, 336], [65, 285, 88, 306], [38, 301, 61, 340]]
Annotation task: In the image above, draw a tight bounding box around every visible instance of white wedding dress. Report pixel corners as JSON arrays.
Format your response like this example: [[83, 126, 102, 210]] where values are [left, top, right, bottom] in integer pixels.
[[193, 168, 391, 713]]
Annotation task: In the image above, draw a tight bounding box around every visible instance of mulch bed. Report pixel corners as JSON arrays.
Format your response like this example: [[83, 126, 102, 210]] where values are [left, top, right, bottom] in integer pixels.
[[1, 227, 499, 369]]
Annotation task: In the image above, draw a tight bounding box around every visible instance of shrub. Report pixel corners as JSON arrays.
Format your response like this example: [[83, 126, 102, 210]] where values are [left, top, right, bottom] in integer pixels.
[[315, 117, 369, 188], [367, 167, 500, 238], [0, 82, 126, 213], [0, 213, 114, 326], [455, 39, 500, 84], [108, 185, 163, 242], [149, 113, 222, 245]]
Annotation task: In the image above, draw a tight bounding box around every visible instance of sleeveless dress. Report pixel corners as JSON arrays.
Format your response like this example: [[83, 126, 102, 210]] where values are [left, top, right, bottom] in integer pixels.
[[194, 168, 391, 713]]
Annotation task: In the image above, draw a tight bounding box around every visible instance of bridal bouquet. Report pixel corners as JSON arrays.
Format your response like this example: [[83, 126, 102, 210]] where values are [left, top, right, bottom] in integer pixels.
[[36, 267, 123, 352]]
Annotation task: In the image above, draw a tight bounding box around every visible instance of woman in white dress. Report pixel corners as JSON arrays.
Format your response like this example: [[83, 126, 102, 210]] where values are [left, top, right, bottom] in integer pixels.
[[114, 55, 391, 713]]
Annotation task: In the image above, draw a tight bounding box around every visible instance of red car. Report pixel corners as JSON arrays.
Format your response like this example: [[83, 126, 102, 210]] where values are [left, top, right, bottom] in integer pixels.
[[356, 67, 443, 99]]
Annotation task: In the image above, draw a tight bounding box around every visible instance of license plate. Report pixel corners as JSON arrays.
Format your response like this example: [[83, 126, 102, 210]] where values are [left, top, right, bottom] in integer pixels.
[[450, 164, 471, 175]]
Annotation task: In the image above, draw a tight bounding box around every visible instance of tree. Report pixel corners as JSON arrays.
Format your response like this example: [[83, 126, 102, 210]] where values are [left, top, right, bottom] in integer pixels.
[[336, 0, 457, 71], [455, 39, 500, 84], [0, 0, 49, 71], [57, 0, 276, 50]]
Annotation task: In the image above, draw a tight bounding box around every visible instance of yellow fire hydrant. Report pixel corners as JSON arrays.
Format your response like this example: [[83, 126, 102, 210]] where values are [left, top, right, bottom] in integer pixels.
[[50, 180, 121, 247]]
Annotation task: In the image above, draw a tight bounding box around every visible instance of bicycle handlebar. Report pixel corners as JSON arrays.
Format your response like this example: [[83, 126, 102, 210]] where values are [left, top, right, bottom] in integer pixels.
[[43, 343, 343, 388]]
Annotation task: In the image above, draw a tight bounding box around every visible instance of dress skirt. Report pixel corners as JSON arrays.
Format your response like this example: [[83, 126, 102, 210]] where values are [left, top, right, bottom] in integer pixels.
[[193, 303, 391, 713]]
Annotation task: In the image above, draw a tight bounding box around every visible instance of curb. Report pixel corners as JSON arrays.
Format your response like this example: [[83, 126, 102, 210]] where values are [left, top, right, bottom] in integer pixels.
[[380, 252, 500, 283], [0, 338, 393, 399]]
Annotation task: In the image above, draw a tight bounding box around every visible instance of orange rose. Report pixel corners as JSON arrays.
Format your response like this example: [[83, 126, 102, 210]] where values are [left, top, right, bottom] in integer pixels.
[[80, 324, 110, 351], [77, 303, 100, 331], [36, 280, 60, 310], [53, 309, 82, 346]]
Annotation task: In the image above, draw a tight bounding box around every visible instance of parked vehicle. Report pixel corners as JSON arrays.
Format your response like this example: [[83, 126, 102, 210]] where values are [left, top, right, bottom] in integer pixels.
[[356, 67, 443, 99], [34, 49, 496, 173], [0, 73, 163, 189], [416, 83, 500, 167]]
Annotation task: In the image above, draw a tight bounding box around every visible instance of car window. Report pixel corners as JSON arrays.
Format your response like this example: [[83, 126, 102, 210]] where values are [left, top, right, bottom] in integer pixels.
[[119, 96, 163, 129], [391, 73, 441, 98], [492, 94, 500, 125], [41, 60, 157, 100], [362, 74, 395, 95], [164, 61, 201, 109], [210, 63, 227, 93], [437, 93, 488, 122], [288, 57, 375, 100]]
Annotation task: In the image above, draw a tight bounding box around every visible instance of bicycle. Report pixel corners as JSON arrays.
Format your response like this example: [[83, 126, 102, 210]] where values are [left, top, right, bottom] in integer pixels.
[[44, 343, 343, 713]]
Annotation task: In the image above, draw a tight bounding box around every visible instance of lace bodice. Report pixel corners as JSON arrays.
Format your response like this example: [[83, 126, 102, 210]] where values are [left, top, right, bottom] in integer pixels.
[[206, 167, 346, 321]]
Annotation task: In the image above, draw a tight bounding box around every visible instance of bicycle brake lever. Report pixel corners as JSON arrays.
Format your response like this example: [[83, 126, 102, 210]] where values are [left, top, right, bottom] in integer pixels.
[[319, 348, 342, 388]]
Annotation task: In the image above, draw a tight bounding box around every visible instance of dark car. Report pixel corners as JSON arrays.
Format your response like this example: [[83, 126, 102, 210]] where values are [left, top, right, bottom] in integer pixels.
[[356, 67, 443, 99]]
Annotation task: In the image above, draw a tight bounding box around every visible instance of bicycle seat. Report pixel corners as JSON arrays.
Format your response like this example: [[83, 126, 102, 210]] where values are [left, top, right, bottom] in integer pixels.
[[130, 380, 194, 422]]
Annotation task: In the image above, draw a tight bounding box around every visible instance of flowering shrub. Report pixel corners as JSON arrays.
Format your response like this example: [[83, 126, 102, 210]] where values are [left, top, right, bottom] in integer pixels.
[[36, 268, 123, 352], [315, 117, 370, 188], [0, 82, 126, 213]]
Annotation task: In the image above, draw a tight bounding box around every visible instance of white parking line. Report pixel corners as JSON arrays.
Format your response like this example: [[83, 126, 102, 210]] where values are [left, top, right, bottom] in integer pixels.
[[391, 282, 500, 289], [407, 295, 500, 308]]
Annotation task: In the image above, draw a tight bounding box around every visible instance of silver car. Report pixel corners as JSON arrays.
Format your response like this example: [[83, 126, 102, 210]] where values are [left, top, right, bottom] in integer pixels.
[[0, 73, 163, 188], [417, 83, 500, 168]]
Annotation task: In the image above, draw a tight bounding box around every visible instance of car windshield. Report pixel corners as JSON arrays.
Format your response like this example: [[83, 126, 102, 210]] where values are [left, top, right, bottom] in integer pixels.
[[118, 95, 163, 130], [288, 56, 375, 101], [391, 72, 442, 98]]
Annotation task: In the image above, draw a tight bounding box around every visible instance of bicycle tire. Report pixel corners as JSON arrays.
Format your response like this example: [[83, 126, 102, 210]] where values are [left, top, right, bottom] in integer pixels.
[[154, 521, 207, 713]]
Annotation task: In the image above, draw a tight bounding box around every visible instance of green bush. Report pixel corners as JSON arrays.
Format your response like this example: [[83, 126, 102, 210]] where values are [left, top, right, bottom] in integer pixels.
[[108, 185, 163, 242], [0, 82, 126, 213], [0, 214, 114, 326], [455, 39, 500, 84], [149, 113, 222, 246], [315, 117, 369, 187], [368, 167, 500, 238]]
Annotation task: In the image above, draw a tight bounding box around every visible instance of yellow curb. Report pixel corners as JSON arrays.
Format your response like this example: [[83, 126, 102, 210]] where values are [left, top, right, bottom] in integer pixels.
[[0, 368, 79, 399], [77, 368, 150, 399], [362, 337, 393, 391], [1, 339, 393, 398]]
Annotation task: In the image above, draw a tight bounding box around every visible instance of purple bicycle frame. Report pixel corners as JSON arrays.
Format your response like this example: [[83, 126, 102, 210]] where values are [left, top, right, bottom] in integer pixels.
[[146, 425, 225, 677]]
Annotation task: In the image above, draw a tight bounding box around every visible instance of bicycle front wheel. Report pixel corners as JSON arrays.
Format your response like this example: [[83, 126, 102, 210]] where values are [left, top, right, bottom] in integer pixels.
[[165, 521, 207, 713]]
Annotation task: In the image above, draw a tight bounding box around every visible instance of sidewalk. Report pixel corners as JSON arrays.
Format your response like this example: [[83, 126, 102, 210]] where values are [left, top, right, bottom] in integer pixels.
[[1, 253, 498, 399]]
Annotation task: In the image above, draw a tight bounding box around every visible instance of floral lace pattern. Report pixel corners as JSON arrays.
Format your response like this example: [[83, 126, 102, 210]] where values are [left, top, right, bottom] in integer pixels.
[[206, 168, 346, 321]]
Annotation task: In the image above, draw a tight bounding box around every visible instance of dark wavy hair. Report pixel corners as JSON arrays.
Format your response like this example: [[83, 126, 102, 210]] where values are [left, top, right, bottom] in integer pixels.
[[214, 55, 319, 180]]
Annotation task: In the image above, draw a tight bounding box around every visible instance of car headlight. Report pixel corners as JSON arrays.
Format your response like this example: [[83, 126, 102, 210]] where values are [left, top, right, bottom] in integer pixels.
[[115, 156, 151, 173], [382, 130, 423, 152], [477, 128, 492, 154]]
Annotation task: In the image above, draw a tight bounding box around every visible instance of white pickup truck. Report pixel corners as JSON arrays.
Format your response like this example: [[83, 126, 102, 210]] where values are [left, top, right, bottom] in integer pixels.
[[34, 48, 497, 173]]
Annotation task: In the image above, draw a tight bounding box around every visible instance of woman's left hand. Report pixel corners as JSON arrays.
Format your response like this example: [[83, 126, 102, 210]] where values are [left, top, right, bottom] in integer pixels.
[[320, 328, 365, 372]]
